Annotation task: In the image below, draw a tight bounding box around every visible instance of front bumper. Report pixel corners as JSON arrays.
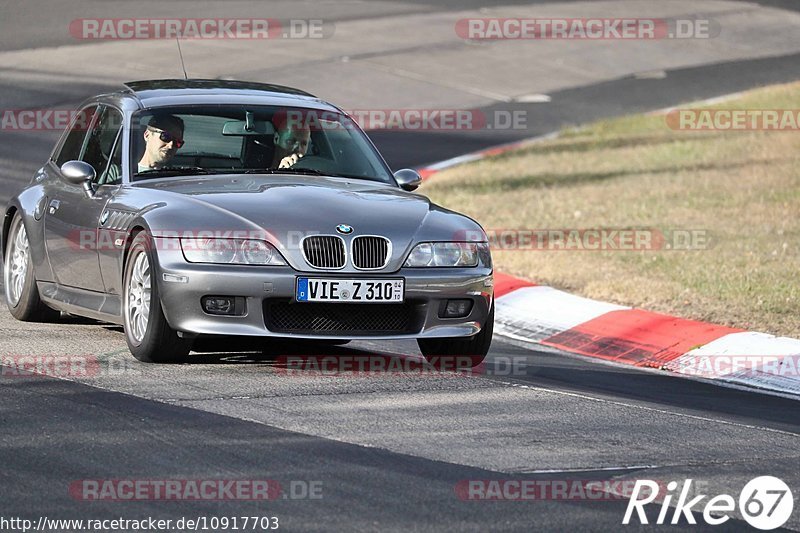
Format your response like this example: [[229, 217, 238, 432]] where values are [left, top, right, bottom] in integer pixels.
[[154, 247, 493, 340]]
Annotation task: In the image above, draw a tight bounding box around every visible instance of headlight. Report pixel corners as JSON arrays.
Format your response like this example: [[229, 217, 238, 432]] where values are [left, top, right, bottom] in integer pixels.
[[404, 242, 486, 267], [181, 238, 286, 265]]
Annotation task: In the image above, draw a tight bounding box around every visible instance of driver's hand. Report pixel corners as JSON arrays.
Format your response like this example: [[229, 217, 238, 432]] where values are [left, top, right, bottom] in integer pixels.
[[279, 153, 303, 169]]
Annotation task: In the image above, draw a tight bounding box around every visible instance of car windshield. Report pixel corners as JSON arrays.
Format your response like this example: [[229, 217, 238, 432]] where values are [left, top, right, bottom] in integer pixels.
[[130, 105, 395, 184]]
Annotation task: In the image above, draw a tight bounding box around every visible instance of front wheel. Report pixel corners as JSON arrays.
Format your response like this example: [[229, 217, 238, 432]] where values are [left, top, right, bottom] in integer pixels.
[[4, 214, 59, 322], [417, 304, 494, 369], [123, 232, 191, 363]]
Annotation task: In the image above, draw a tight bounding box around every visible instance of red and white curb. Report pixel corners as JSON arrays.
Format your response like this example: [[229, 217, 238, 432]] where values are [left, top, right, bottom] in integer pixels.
[[491, 273, 800, 397], [418, 147, 800, 399]]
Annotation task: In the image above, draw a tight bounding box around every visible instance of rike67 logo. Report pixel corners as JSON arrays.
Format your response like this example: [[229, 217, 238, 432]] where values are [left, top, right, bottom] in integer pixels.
[[624, 476, 793, 530]]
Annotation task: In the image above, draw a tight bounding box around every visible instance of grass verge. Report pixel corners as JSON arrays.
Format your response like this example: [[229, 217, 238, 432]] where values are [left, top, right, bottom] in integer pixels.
[[423, 82, 800, 337]]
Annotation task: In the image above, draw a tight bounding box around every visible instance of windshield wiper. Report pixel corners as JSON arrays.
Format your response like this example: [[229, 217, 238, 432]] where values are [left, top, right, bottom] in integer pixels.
[[135, 166, 217, 176], [242, 168, 326, 176], [240, 168, 386, 183], [326, 172, 380, 181]]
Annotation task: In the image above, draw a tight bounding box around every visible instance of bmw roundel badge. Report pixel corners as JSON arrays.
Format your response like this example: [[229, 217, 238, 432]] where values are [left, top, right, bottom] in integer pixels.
[[336, 224, 353, 234]]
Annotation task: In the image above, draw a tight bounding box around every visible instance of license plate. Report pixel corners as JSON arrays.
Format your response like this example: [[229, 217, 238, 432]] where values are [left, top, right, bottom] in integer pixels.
[[296, 278, 404, 303]]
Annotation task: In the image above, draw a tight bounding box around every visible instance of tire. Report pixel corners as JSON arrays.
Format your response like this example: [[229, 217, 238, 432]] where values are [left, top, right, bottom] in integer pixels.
[[123, 232, 191, 363], [4, 214, 59, 322], [417, 304, 494, 369]]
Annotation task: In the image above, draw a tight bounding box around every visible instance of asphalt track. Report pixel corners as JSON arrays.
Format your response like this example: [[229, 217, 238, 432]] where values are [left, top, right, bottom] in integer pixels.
[[372, 51, 800, 169], [1, 1, 800, 531]]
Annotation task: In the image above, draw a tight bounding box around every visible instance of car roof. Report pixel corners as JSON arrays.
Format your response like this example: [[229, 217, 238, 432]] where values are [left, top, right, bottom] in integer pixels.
[[124, 79, 315, 97], [114, 79, 340, 112]]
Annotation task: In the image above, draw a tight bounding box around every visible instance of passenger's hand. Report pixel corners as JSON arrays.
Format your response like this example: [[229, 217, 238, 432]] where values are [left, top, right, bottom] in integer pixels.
[[279, 153, 303, 169]]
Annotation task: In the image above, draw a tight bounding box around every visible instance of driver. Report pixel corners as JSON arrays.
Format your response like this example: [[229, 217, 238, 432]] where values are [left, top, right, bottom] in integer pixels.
[[271, 111, 311, 169], [138, 114, 185, 172]]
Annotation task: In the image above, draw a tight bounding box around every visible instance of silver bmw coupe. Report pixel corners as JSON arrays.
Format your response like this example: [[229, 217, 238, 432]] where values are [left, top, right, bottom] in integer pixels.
[[3, 80, 494, 364]]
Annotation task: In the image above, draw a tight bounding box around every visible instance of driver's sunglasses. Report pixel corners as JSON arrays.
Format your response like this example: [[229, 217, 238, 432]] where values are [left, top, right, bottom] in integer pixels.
[[148, 127, 185, 148]]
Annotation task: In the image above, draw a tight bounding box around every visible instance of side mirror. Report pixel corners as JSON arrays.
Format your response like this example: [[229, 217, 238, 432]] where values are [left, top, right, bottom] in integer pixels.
[[394, 168, 422, 191], [60, 160, 96, 197]]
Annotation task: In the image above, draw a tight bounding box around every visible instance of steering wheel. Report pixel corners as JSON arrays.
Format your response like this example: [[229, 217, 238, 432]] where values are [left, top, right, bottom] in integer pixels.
[[287, 154, 329, 172]]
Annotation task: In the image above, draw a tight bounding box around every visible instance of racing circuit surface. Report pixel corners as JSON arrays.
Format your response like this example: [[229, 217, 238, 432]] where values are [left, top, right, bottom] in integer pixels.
[[1, 1, 800, 531]]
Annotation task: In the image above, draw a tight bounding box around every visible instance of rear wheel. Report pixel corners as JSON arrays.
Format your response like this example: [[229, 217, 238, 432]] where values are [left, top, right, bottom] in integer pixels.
[[123, 232, 191, 363], [4, 214, 59, 322], [417, 305, 494, 369]]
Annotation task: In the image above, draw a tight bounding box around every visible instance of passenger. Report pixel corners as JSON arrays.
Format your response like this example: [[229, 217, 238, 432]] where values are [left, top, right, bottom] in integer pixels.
[[271, 111, 311, 169]]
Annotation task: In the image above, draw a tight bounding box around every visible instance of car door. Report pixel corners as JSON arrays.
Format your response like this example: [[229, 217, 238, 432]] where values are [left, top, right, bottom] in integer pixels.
[[44, 104, 123, 291]]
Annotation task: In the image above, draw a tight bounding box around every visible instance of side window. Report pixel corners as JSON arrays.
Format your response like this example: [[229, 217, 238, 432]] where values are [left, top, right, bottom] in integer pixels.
[[82, 106, 123, 183], [100, 130, 123, 185], [54, 105, 98, 166]]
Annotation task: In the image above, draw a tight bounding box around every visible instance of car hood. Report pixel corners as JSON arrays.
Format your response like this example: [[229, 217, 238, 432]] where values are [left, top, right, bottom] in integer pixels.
[[132, 174, 484, 272]]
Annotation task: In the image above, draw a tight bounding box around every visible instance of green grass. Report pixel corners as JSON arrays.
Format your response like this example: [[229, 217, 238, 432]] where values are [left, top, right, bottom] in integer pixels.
[[423, 82, 800, 337]]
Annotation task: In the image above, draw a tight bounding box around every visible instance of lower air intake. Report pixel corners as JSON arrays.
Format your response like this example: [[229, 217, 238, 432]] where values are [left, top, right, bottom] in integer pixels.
[[264, 300, 421, 335]]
